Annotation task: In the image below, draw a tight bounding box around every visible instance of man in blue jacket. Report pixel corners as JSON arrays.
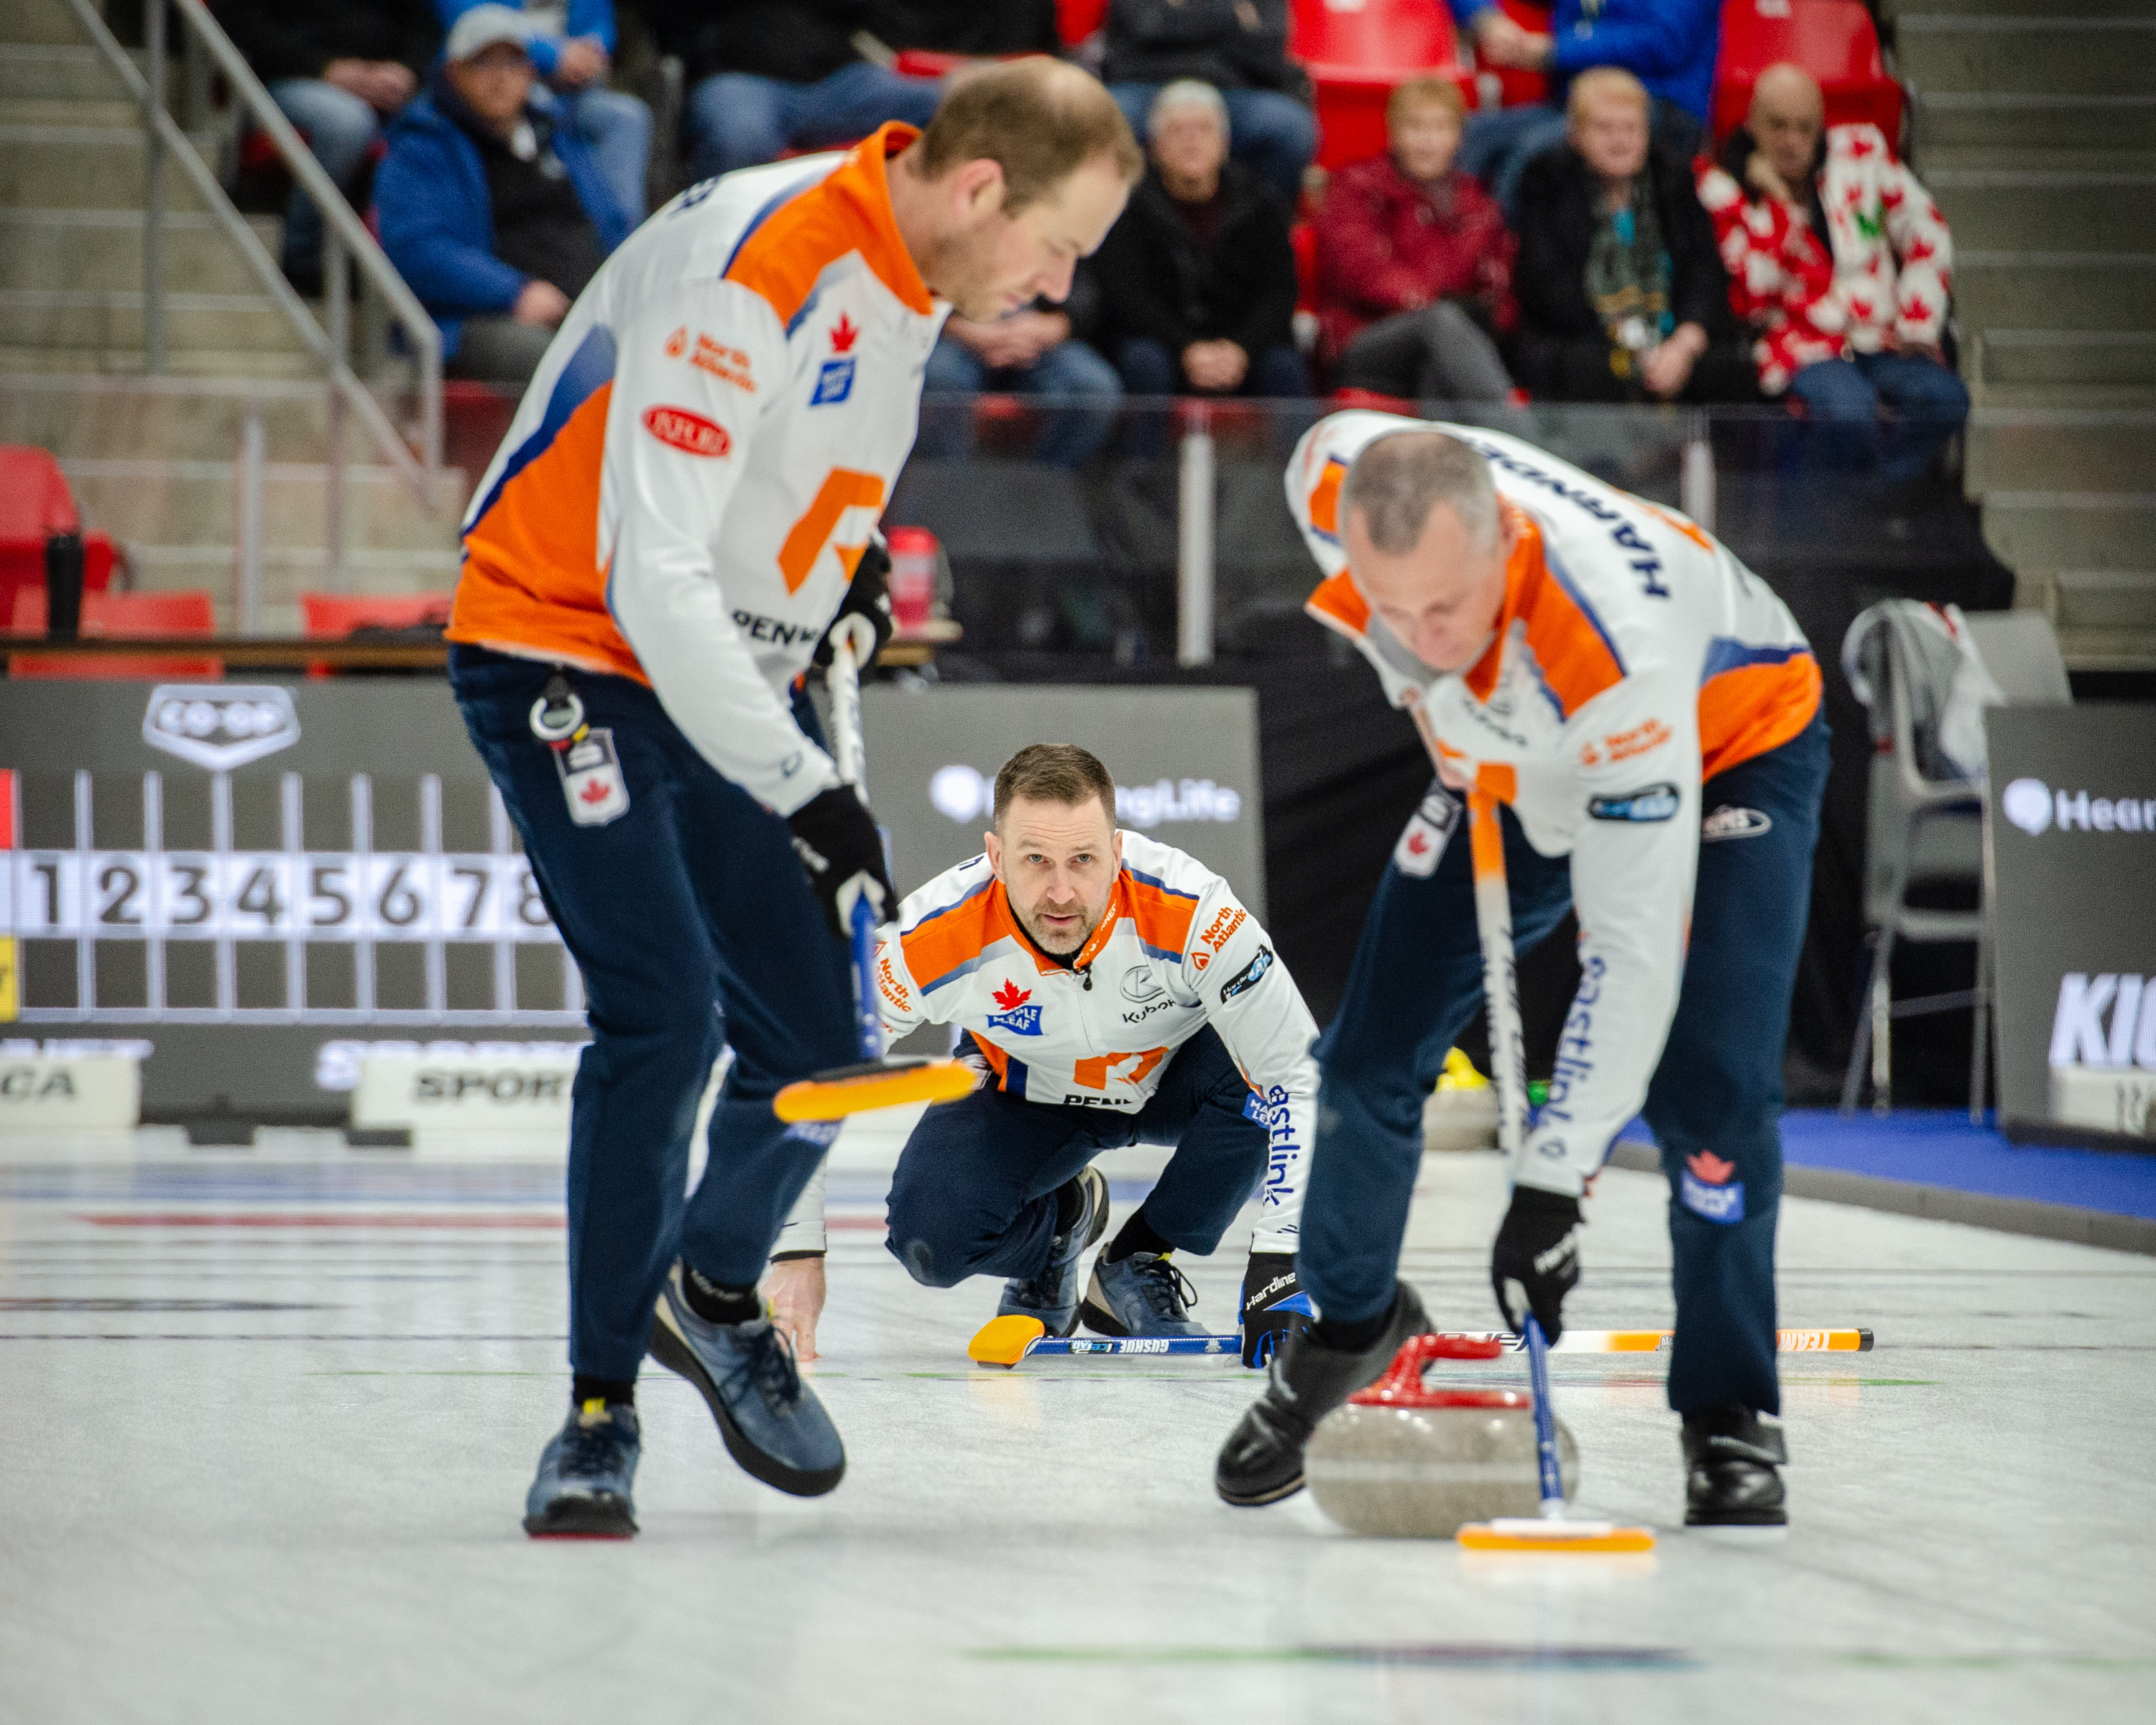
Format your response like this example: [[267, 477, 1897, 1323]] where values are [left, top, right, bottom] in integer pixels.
[[433, 0, 652, 221], [377, 6, 633, 384], [1450, 0, 1720, 215]]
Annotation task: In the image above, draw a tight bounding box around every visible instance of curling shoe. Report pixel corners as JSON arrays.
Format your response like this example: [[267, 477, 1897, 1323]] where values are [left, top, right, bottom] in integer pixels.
[[649, 1264, 845, 1497], [1079, 1251, 1207, 1338], [997, 1165, 1109, 1338], [1215, 1279, 1430, 1507], [523, 1398, 640, 1538], [1682, 1406, 1788, 1527]]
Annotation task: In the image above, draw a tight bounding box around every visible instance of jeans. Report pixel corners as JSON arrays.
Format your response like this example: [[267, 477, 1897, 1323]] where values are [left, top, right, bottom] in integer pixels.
[[685, 63, 941, 183], [1113, 337, 1308, 458], [1297, 716, 1831, 1417], [557, 86, 653, 222], [266, 78, 386, 280], [1334, 303, 1516, 403], [449, 645, 858, 1381], [1110, 83, 1315, 206], [1786, 350, 1972, 488], [885, 1026, 1269, 1289], [916, 335, 1123, 467]]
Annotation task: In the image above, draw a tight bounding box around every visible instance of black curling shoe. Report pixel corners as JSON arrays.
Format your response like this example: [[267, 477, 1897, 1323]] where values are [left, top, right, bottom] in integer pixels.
[[1215, 1280, 1430, 1506], [1682, 1406, 1789, 1526]]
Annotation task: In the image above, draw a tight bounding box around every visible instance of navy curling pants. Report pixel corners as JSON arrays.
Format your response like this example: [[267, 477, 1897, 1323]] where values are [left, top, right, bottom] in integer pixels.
[[887, 1026, 1268, 1289], [1299, 715, 1830, 1417], [451, 645, 858, 1381]]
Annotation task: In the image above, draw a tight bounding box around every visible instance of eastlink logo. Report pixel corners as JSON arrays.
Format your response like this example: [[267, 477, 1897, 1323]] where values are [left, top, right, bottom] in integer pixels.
[[2051, 974, 2156, 1070], [2003, 778, 2156, 836]]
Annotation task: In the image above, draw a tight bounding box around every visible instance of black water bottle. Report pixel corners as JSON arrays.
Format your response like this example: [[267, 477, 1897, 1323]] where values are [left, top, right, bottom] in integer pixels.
[[45, 531, 84, 640]]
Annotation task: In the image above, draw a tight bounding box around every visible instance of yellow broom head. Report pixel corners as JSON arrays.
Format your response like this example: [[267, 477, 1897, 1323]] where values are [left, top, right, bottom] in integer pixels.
[[772, 1057, 978, 1122]]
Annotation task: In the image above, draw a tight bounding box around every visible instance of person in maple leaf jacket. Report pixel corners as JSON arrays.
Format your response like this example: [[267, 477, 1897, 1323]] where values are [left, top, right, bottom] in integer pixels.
[[1696, 63, 1967, 487]]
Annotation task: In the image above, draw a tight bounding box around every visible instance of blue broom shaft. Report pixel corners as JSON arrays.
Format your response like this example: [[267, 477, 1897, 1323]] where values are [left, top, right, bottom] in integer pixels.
[[851, 893, 881, 1061], [1026, 1334, 1242, 1357], [1524, 1314, 1564, 1512]]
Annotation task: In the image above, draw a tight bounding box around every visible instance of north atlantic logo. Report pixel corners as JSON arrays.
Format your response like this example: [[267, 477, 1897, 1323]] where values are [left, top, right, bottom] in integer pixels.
[[1218, 944, 1275, 1003], [985, 978, 1043, 1036], [1588, 783, 1680, 823], [1679, 1149, 1743, 1223]]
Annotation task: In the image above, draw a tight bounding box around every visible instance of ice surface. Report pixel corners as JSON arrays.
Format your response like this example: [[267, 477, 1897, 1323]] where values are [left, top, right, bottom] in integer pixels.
[[0, 1112, 2151, 1724]]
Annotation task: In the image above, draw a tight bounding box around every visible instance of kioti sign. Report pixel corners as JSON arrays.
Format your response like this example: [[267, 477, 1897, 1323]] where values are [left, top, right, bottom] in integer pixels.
[[1988, 706, 2156, 1144]]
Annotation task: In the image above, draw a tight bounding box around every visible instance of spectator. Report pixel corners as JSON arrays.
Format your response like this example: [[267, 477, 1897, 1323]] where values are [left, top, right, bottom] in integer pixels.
[[1091, 81, 1307, 423], [1102, 0, 1313, 208], [1511, 68, 1754, 405], [377, 6, 633, 385], [1698, 64, 1966, 487], [216, 0, 439, 293], [435, 1, 653, 221], [865, 0, 1060, 57], [918, 271, 1123, 469], [1316, 76, 1519, 405], [1447, 0, 1718, 217], [650, 0, 941, 183]]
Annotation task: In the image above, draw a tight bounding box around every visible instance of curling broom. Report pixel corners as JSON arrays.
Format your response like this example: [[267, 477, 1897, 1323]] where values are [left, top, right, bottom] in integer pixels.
[[773, 615, 978, 1123], [1442, 755, 1657, 1554]]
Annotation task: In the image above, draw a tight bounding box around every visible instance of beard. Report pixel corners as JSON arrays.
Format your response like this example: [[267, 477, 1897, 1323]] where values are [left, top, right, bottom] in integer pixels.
[[1018, 898, 1097, 957]]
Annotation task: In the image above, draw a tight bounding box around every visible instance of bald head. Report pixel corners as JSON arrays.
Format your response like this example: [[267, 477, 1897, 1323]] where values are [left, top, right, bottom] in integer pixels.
[[1749, 63, 1824, 189]]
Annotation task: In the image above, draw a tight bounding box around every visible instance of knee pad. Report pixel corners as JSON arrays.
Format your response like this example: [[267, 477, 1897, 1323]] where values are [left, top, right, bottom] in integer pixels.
[[888, 1231, 962, 1289]]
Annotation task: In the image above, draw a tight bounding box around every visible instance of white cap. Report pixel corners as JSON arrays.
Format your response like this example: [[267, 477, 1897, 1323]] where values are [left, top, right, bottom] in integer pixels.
[[445, 4, 534, 63]]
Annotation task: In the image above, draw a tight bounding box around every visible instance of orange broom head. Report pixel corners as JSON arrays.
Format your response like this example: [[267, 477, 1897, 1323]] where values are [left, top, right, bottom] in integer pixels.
[[969, 1314, 1048, 1367], [1457, 1518, 1657, 1554], [772, 1057, 977, 1123]]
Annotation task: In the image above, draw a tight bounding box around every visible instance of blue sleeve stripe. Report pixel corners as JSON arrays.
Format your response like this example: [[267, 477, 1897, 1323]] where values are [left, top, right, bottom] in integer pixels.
[[918, 954, 987, 995], [1123, 866, 1200, 903], [1139, 941, 1181, 963], [1700, 638, 1812, 682]]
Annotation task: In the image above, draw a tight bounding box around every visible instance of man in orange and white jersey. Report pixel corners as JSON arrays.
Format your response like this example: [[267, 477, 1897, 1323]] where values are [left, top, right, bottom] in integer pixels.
[[1217, 413, 1830, 1527], [446, 60, 1141, 1539], [765, 745, 1321, 1366]]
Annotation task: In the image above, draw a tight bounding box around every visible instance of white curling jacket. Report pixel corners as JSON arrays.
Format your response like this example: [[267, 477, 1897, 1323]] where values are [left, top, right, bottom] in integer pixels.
[[1289, 413, 1822, 1197]]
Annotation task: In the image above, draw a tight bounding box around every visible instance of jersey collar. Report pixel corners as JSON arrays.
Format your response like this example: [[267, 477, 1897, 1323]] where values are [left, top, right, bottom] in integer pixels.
[[1463, 502, 1549, 703], [831, 121, 935, 316]]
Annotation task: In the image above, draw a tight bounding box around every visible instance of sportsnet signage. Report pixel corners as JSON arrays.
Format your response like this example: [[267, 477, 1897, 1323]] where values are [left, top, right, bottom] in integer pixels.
[[1987, 707, 2156, 1143]]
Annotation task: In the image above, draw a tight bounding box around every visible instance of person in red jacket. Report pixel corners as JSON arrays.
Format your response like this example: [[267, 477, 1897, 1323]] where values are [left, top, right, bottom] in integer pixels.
[[1316, 77, 1519, 405]]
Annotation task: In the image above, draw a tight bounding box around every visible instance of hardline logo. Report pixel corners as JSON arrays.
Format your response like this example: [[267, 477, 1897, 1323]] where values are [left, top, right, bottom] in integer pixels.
[[2001, 778, 2156, 837]]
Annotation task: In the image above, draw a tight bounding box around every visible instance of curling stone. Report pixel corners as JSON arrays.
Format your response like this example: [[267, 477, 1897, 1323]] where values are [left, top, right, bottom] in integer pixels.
[[1307, 1333, 1577, 1538]]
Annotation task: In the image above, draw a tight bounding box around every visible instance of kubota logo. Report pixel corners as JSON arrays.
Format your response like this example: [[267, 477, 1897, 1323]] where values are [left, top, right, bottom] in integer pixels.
[[641, 405, 731, 457]]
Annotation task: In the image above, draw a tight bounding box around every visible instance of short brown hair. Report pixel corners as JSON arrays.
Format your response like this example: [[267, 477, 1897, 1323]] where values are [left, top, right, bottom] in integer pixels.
[[916, 57, 1143, 214], [1566, 65, 1651, 128], [1388, 75, 1467, 131], [993, 743, 1117, 829]]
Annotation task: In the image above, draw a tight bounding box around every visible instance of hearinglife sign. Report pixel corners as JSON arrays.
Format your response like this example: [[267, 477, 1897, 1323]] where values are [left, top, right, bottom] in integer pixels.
[[1987, 706, 2156, 1144]]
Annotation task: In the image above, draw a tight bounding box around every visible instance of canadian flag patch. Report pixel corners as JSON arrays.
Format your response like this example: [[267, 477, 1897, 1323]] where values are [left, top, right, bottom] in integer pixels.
[[1393, 787, 1460, 878], [555, 727, 630, 827]]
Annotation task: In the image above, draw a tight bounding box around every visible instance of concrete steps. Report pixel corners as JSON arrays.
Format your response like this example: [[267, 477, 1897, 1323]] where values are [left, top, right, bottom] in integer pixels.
[[1922, 169, 2156, 253], [1894, 15, 2156, 98], [0, 211, 281, 295]]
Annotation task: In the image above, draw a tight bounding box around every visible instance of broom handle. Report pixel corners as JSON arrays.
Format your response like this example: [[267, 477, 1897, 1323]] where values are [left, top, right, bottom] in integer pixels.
[[1466, 781, 1529, 1160], [826, 614, 883, 1062], [1524, 1313, 1565, 1515]]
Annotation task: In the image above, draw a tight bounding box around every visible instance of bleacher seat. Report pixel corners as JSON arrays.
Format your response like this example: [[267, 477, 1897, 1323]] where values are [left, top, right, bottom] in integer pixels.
[[1712, 0, 1904, 147], [8, 587, 221, 681], [300, 590, 454, 678], [1486, 0, 1553, 109], [1057, 0, 1108, 47], [1289, 0, 1475, 171], [0, 446, 119, 620]]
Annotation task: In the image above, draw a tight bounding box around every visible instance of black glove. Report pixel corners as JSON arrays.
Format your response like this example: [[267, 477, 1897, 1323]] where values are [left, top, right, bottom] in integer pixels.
[[786, 784, 897, 939], [1239, 1250, 1311, 1368], [811, 539, 893, 668], [1490, 1184, 1583, 1343]]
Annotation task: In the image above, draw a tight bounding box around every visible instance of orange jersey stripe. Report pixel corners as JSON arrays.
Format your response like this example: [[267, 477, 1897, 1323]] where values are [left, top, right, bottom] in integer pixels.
[[448, 381, 643, 679], [1304, 568, 1369, 636], [1114, 873, 1202, 964], [1307, 457, 1347, 540], [1698, 653, 1823, 780], [902, 878, 1020, 994], [1514, 521, 1624, 718], [725, 124, 931, 328]]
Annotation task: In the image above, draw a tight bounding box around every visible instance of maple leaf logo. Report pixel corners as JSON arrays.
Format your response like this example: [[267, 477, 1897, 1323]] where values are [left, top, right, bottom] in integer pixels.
[[1687, 1149, 1736, 1184], [992, 980, 1031, 1011], [1406, 832, 1430, 855], [579, 778, 612, 806], [830, 313, 860, 354]]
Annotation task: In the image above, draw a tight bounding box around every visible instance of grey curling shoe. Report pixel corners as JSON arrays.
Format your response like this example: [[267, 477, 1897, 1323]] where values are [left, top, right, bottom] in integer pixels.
[[648, 1264, 845, 1497], [523, 1399, 641, 1538], [1079, 1251, 1208, 1338], [996, 1164, 1110, 1338]]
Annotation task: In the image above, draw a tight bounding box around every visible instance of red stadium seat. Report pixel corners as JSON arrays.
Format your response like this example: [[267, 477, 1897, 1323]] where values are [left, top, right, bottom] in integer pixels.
[[1057, 0, 1109, 47], [1289, 0, 1476, 171], [9, 586, 221, 681], [300, 589, 454, 678], [1712, 0, 1904, 147], [1290, 221, 1319, 313], [1488, 0, 1553, 109], [893, 49, 972, 78], [0, 445, 120, 620]]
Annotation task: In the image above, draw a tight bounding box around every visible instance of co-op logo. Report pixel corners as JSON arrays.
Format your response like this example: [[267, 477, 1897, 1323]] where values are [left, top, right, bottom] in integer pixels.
[[929, 765, 1243, 829], [142, 684, 301, 770], [2001, 778, 2156, 837]]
